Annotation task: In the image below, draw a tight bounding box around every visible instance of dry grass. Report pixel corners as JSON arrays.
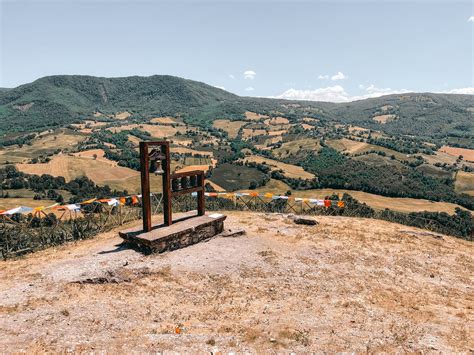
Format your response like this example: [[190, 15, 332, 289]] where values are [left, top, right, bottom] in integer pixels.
[[242, 180, 468, 214], [107, 124, 184, 137], [171, 147, 213, 157], [0, 212, 472, 352], [243, 155, 315, 180], [149, 117, 177, 125], [242, 128, 267, 139], [0, 198, 57, 210], [0, 130, 86, 164], [439, 146, 474, 162], [272, 138, 320, 158], [455, 171, 474, 196], [114, 112, 131, 120], [16, 155, 138, 185], [175, 165, 210, 173], [206, 180, 226, 192], [294, 188, 467, 214], [264, 117, 289, 125], [328, 138, 417, 162], [245, 111, 268, 121], [213, 119, 247, 138], [373, 114, 397, 124]]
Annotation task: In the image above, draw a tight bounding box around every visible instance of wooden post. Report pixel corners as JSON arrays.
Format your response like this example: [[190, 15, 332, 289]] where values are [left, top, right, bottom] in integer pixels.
[[197, 172, 205, 216], [162, 142, 172, 226], [140, 142, 152, 232]]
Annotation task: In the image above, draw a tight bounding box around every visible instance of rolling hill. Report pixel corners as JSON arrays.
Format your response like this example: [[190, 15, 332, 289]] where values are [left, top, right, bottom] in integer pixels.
[[1, 75, 473, 145]]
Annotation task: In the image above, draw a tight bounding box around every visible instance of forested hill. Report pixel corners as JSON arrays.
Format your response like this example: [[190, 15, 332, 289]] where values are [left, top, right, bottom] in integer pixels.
[[0, 75, 473, 144]]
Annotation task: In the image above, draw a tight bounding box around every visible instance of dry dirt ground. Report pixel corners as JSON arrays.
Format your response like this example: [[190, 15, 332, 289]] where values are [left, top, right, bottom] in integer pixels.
[[0, 212, 472, 353]]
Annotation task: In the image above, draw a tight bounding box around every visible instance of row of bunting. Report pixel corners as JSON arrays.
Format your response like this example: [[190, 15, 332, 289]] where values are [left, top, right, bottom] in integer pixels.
[[0, 191, 345, 216]]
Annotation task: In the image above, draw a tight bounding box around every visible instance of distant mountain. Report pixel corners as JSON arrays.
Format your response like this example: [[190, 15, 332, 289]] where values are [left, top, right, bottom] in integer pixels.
[[0, 75, 238, 134], [0, 75, 472, 143]]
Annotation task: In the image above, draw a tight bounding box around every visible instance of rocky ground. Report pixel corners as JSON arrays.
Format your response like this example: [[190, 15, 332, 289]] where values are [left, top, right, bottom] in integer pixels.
[[0, 212, 472, 353]]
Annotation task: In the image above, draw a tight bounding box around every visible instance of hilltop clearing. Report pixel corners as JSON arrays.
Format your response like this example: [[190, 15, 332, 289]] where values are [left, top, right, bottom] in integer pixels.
[[0, 212, 472, 352]]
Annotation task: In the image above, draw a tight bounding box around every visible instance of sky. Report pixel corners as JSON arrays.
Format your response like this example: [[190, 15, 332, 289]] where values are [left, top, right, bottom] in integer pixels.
[[0, 0, 473, 102]]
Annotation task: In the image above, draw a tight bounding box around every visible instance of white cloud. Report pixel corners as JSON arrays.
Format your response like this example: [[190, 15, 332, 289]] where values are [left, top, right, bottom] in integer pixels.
[[243, 70, 256, 80], [229, 74, 235, 79], [214, 85, 226, 90], [244, 86, 255, 92], [318, 74, 329, 80], [274, 84, 412, 102], [468, 16, 474, 22], [438, 87, 474, 95], [331, 71, 347, 81], [274, 86, 350, 102]]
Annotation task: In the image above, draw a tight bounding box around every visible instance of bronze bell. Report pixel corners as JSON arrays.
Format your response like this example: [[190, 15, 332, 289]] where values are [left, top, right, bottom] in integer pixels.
[[149, 149, 165, 175]]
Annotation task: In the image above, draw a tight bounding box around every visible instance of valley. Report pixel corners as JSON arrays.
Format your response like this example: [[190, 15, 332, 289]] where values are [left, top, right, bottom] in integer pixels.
[[0, 75, 473, 235]]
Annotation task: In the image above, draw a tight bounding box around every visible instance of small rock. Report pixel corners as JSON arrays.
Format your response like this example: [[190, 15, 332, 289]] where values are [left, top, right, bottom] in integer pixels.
[[293, 217, 318, 226], [219, 229, 246, 238], [269, 338, 277, 343]]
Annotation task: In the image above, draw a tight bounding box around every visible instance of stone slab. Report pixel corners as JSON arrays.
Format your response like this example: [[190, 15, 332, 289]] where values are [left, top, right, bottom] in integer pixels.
[[119, 211, 226, 253]]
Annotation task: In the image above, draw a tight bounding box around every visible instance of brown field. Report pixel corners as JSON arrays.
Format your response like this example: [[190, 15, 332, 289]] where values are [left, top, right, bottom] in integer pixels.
[[245, 111, 268, 121], [373, 114, 397, 124], [242, 128, 268, 139], [267, 129, 288, 136], [171, 147, 213, 157], [16, 155, 138, 185], [149, 117, 177, 125], [301, 123, 313, 130], [243, 156, 315, 180], [243, 180, 468, 214], [439, 146, 474, 162], [206, 179, 226, 192], [72, 149, 113, 165], [71, 120, 107, 130], [114, 112, 132, 120], [0, 130, 86, 164], [255, 137, 284, 150], [264, 117, 289, 125], [213, 119, 247, 138], [0, 212, 472, 352], [422, 151, 459, 166], [108, 124, 184, 137], [455, 171, 474, 196], [175, 165, 210, 174], [302, 117, 319, 123], [0, 197, 57, 211], [328, 138, 417, 162], [348, 125, 370, 133], [272, 138, 320, 158]]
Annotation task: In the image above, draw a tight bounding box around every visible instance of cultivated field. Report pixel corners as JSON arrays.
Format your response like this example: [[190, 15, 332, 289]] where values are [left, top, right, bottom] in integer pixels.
[[328, 138, 416, 162], [0, 197, 57, 210], [0, 212, 472, 352], [272, 138, 321, 158], [0, 130, 86, 164], [242, 180, 468, 214], [455, 171, 474, 196], [149, 117, 178, 125], [16, 155, 138, 186], [243, 156, 315, 180], [372, 114, 397, 124], [213, 119, 246, 138], [107, 124, 184, 137], [245, 111, 268, 120], [439, 146, 474, 162]]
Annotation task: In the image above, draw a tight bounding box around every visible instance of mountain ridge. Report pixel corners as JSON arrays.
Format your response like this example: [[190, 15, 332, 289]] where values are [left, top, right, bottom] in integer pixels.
[[0, 75, 473, 144]]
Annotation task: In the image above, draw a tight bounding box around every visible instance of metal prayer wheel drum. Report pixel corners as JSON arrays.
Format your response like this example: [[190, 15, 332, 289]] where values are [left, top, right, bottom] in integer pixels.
[[190, 175, 197, 187], [181, 176, 190, 189], [171, 178, 180, 191]]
